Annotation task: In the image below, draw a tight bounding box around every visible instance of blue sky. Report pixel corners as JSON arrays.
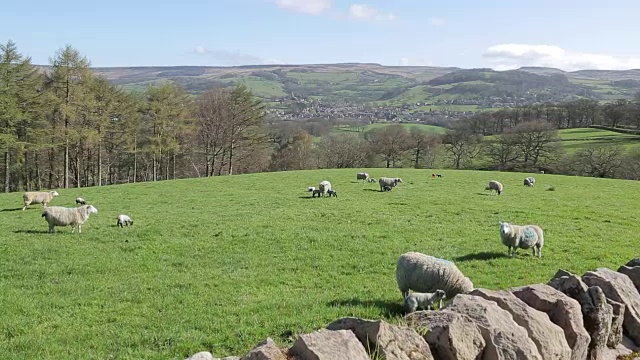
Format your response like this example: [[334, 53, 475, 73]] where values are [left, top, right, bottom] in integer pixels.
[[2, 0, 640, 70]]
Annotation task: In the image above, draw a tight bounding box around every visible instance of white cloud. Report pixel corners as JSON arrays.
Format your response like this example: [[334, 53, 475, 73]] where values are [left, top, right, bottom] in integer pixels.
[[400, 57, 433, 66], [348, 4, 395, 22], [428, 17, 446, 26], [483, 43, 640, 71], [192, 47, 285, 66], [273, 0, 333, 15]]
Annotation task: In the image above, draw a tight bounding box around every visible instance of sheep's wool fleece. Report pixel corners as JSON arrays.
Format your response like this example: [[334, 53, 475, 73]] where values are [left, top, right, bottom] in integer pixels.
[[501, 224, 543, 249], [396, 252, 474, 297], [42, 205, 97, 226]]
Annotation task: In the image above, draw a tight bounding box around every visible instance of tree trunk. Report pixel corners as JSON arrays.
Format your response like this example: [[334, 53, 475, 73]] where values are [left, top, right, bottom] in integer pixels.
[[64, 139, 69, 188], [414, 148, 421, 169], [133, 135, 137, 183], [98, 139, 102, 186], [228, 141, 234, 175], [4, 151, 9, 193], [173, 153, 176, 180]]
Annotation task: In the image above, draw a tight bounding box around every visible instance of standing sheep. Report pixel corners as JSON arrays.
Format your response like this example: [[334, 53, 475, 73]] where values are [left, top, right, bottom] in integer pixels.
[[379, 177, 402, 192], [327, 190, 337, 198], [22, 190, 59, 211], [499, 221, 544, 258], [523, 177, 536, 187], [41, 205, 98, 233], [312, 189, 322, 198], [485, 180, 503, 195], [396, 252, 474, 299], [75, 197, 87, 205], [117, 214, 133, 227], [319, 180, 331, 197], [404, 289, 447, 313], [356, 172, 369, 182]]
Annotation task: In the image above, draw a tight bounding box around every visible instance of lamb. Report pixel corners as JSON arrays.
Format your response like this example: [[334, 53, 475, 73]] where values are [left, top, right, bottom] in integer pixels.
[[22, 190, 59, 211], [117, 214, 133, 227], [75, 197, 87, 205], [404, 289, 447, 313], [327, 190, 337, 198], [356, 172, 369, 182], [499, 221, 544, 258], [382, 185, 393, 192], [319, 180, 331, 197], [396, 252, 474, 300], [379, 177, 403, 192], [523, 177, 536, 187], [485, 180, 503, 195], [41, 205, 98, 233], [307, 186, 316, 192], [368, 178, 376, 183], [312, 189, 322, 198]]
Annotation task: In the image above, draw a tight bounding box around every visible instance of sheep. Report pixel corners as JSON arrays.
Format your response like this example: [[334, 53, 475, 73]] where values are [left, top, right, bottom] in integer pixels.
[[540, 170, 545, 174], [75, 197, 87, 205], [396, 252, 474, 300], [499, 221, 544, 258], [356, 172, 369, 182], [41, 205, 98, 233], [327, 190, 337, 198], [431, 173, 436, 179], [436, 174, 443, 178], [404, 289, 447, 313], [117, 214, 133, 227], [523, 177, 536, 187], [319, 180, 331, 197], [307, 186, 316, 192], [22, 190, 60, 211], [368, 178, 376, 183], [485, 180, 503, 195], [382, 185, 393, 192], [312, 189, 322, 198], [379, 177, 402, 192]]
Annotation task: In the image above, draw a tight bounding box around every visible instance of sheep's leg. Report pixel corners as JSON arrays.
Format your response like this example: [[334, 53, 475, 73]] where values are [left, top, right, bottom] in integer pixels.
[[78, 224, 82, 234], [71, 225, 75, 234], [48, 224, 54, 233]]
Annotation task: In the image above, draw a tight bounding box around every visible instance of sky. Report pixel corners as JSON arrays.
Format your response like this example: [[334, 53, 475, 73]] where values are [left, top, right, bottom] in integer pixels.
[[2, 0, 640, 71]]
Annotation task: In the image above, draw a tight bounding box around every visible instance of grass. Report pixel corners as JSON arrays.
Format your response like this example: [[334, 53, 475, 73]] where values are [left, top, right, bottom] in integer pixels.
[[1, 169, 639, 359], [557, 128, 640, 153]]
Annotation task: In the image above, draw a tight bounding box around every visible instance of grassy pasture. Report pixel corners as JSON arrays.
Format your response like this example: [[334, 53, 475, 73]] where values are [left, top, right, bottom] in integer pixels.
[[0, 169, 639, 359]]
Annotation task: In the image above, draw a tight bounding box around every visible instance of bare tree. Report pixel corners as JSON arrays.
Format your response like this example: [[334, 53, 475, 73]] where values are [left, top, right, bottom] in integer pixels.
[[443, 125, 483, 169], [409, 127, 442, 168], [573, 145, 624, 178], [365, 124, 410, 168], [509, 120, 562, 169], [317, 133, 366, 169]]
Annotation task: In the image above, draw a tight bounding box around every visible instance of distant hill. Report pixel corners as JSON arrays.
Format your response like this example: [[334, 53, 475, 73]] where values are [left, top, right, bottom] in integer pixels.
[[41, 63, 640, 106]]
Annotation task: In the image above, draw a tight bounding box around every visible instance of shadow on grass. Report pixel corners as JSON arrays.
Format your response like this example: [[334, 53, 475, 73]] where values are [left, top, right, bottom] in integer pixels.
[[327, 298, 404, 317], [14, 229, 50, 234], [1, 207, 23, 212], [454, 251, 507, 262], [476, 192, 491, 196], [362, 189, 382, 192]]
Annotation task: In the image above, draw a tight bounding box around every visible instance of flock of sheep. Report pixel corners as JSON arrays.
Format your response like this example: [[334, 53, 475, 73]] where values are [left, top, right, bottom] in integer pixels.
[[21, 190, 133, 233]]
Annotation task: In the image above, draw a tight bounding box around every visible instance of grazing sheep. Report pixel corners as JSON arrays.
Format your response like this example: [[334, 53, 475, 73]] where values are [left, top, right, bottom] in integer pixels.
[[327, 190, 337, 198], [117, 214, 133, 227], [319, 180, 331, 197], [356, 172, 369, 182], [307, 186, 316, 192], [312, 189, 322, 198], [436, 174, 443, 178], [382, 185, 393, 192], [22, 190, 59, 211], [368, 178, 376, 183], [523, 177, 536, 187], [431, 173, 436, 179], [41, 205, 98, 233], [499, 221, 544, 258], [396, 252, 474, 299], [379, 177, 403, 192], [75, 197, 87, 205], [404, 289, 447, 313], [540, 170, 545, 174], [485, 180, 503, 195]]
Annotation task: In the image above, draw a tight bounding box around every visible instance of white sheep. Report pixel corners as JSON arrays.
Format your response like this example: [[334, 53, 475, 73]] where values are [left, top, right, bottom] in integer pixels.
[[379, 177, 402, 192], [22, 190, 59, 211], [523, 177, 536, 187], [117, 214, 133, 227], [485, 180, 503, 195], [41, 205, 98, 233], [319, 180, 331, 197], [396, 252, 474, 300], [404, 289, 447, 313], [75, 197, 87, 205], [499, 221, 544, 258], [356, 172, 369, 182]]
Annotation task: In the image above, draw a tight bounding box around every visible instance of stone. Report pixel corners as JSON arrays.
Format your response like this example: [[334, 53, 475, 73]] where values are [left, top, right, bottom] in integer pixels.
[[242, 338, 287, 360], [607, 299, 626, 347], [510, 284, 590, 360], [583, 268, 640, 346], [289, 329, 370, 360], [405, 310, 485, 360], [548, 269, 613, 352], [470, 288, 572, 360], [327, 317, 433, 360], [619, 265, 640, 293], [443, 294, 542, 360], [187, 352, 214, 360]]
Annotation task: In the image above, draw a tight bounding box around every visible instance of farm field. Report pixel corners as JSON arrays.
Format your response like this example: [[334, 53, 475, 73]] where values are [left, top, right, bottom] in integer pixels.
[[333, 123, 447, 135], [1, 169, 639, 359], [558, 127, 640, 153]]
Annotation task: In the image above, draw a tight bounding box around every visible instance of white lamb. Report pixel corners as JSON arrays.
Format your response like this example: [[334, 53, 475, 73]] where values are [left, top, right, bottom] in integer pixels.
[[41, 205, 98, 233], [117, 214, 133, 227], [22, 190, 59, 211], [499, 221, 544, 258], [319, 180, 331, 197], [396, 252, 474, 299], [404, 289, 447, 313]]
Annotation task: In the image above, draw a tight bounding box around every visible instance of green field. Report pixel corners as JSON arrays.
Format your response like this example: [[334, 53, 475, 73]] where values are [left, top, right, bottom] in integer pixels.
[[1, 169, 639, 359], [333, 123, 447, 135], [558, 127, 640, 153]]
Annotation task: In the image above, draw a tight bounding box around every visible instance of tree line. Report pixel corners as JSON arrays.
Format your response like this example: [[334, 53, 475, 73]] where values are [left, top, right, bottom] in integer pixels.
[[3, 39, 640, 193]]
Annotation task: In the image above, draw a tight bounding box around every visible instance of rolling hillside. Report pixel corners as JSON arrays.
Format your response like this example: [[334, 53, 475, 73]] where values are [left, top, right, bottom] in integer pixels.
[[58, 63, 640, 106]]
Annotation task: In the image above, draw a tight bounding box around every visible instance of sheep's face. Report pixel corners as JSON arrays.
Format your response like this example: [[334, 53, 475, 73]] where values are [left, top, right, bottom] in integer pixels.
[[86, 205, 98, 214], [51, 191, 60, 197], [500, 222, 511, 236], [435, 289, 446, 298]]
